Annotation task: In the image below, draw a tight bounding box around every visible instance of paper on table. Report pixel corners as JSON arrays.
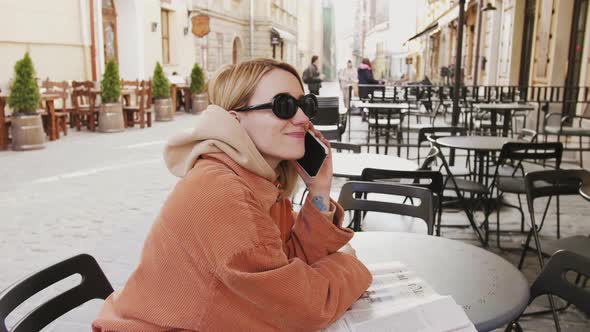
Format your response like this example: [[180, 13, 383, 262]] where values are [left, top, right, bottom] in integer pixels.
[[323, 262, 476, 332]]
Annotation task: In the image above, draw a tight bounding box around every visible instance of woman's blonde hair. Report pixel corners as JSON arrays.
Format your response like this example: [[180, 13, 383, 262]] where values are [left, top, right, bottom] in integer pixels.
[[207, 58, 304, 198]]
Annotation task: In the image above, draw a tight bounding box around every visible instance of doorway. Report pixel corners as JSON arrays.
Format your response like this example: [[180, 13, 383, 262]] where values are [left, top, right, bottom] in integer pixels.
[[518, 0, 535, 87], [564, 0, 589, 118]]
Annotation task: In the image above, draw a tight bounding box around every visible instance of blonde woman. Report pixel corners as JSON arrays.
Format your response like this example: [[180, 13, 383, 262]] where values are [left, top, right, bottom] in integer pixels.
[[92, 58, 372, 331]]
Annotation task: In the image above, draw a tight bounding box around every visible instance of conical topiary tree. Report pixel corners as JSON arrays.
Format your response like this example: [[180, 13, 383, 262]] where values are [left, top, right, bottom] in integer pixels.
[[190, 63, 205, 94], [101, 60, 121, 103], [8, 53, 41, 115], [152, 62, 170, 99]]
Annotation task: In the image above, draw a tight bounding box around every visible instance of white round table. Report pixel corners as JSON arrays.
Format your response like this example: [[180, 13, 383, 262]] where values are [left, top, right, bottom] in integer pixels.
[[350, 232, 529, 332], [331, 152, 418, 179]]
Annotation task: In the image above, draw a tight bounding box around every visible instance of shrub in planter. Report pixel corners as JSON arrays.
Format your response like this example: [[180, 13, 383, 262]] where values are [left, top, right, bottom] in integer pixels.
[[8, 52, 45, 150], [152, 62, 173, 121], [190, 63, 208, 113], [98, 60, 125, 132]]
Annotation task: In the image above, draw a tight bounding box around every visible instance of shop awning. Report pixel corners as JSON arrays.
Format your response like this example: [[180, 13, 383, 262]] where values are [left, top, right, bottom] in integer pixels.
[[407, 22, 439, 42], [271, 27, 295, 42]]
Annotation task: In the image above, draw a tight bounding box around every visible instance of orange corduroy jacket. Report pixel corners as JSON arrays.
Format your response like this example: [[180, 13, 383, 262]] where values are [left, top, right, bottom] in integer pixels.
[[92, 153, 372, 331]]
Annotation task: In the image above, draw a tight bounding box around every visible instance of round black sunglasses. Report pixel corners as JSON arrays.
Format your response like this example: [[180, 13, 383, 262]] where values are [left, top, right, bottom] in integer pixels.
[[234, 93, 318, 120]]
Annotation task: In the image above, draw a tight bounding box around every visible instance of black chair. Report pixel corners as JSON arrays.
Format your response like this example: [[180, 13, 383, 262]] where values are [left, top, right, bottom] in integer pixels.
[[366, 103, 405, 156], [337, 181, 434, 234], [422, 146, 488, 245], [543, 103, 590, 168], [0, 254, 113, 332], [313, 97, 342, 141], [331, 142, 361, 153], [489, 142, 563, 249], [506, 250, 590, 332], [519, 169, 590, 270], [360, 168, 444, 235]]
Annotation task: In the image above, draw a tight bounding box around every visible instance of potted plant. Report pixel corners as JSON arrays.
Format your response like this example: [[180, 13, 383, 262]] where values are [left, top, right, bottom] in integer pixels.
[[99, 60, 125, 132], [152, 62, 173, 121], [190, 63, 208, 113], [8, 53, 45, 150]]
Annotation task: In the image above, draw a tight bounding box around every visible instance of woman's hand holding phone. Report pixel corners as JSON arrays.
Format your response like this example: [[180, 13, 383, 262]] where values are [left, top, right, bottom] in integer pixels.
[[292, 126, 333, 209]]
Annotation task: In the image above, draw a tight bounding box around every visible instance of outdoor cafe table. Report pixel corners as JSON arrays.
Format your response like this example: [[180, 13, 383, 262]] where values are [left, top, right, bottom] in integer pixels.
[[350, 232, 530, 331], [436, 135, 519, 186], [473, 103, 535, 137], [331, 152, 417, 179]]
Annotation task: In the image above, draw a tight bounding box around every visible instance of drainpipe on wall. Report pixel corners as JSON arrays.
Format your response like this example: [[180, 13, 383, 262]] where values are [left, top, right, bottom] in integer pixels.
[[249, 0, 254, 57], [89, 0, 97, 81]]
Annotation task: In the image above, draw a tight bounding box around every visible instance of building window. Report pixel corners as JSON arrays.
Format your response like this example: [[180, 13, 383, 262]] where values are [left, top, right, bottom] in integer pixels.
[[102, 0, 118, 63], [161, 9, 171, 64]]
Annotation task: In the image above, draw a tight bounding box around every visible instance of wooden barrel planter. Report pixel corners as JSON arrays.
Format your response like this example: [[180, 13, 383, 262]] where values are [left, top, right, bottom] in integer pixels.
[[98, 103, 125, 132], [10, 113, 45, 151], [191, 93, 209, 113], [154, 98, 173, 121]]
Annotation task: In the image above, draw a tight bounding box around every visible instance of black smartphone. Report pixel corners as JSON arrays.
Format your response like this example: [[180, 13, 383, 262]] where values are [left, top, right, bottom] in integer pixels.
[[296, 131, 328, 178]]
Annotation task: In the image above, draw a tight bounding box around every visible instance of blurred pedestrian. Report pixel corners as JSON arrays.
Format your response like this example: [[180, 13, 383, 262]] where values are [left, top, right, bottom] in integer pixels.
[[302, 55, 322, 95], [338, 60, 358, 109], [357, 58, 380, 100], [168, 71, 187, 111]]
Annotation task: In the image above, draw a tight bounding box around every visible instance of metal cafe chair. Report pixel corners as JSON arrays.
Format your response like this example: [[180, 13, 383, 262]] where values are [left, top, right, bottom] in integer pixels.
[[360, 168, 444, 235], [488, 142, 563, 249], [422, 146, 489, 245], [337, 181, 434, 235], [0, 254, 113, 332], [518, 169, 590, 270], [505, 250, 590, 332]]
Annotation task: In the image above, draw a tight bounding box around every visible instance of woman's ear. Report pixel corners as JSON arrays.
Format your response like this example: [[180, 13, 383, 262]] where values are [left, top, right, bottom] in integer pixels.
[[228, 110, 240, 122]]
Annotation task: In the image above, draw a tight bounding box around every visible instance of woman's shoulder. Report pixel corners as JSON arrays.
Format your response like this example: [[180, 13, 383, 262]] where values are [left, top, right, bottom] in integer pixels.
[[180, 157, 249, 198]]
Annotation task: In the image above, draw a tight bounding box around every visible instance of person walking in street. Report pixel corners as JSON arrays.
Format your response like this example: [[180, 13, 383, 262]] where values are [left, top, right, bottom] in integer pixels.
[[338, 59, 358, 109], [357, 57, 381, 100], [92, 58, 372, 331], [167, 71, 187, 111], [303, 55, 322, 95]]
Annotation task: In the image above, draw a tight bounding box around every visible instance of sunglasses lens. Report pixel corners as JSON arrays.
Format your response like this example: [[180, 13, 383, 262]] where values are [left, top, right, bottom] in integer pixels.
[[301, 95, 317, 118], [274, 95, 298, 119]]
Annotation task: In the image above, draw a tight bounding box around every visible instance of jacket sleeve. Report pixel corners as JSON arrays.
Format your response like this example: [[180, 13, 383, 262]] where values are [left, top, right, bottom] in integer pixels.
[[217, 240, 372, 330], [284, 195, 354, 264]]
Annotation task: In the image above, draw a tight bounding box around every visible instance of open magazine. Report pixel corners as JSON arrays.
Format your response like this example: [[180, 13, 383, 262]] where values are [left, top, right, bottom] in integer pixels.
[[324, 262, 476, 332]]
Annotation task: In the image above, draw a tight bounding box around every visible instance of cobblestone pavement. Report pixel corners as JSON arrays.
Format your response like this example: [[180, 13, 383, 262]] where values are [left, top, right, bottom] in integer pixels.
[[1, 83, 589, 331]]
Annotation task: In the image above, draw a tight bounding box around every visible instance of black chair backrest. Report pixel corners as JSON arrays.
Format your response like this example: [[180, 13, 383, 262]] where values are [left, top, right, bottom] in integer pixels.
[[524, 170, 590, 212], [0, 254, 113, 332], [529, 250, 590, 316], [313, 97, 340, 126], [360, 168, 443, 198], [492, 142, 563, 182], [498, 142, 563, 168], [337, 181, 434, 234], [331, 142, 361, 153]]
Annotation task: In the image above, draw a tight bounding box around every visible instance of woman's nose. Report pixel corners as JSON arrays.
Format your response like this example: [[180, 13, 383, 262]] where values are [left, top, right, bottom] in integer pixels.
[[291, 108, 310, 125]]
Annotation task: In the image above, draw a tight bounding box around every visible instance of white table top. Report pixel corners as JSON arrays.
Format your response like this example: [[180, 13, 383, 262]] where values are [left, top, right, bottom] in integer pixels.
[[332, 152, 417, 179], [350, 232, 529, 332]]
